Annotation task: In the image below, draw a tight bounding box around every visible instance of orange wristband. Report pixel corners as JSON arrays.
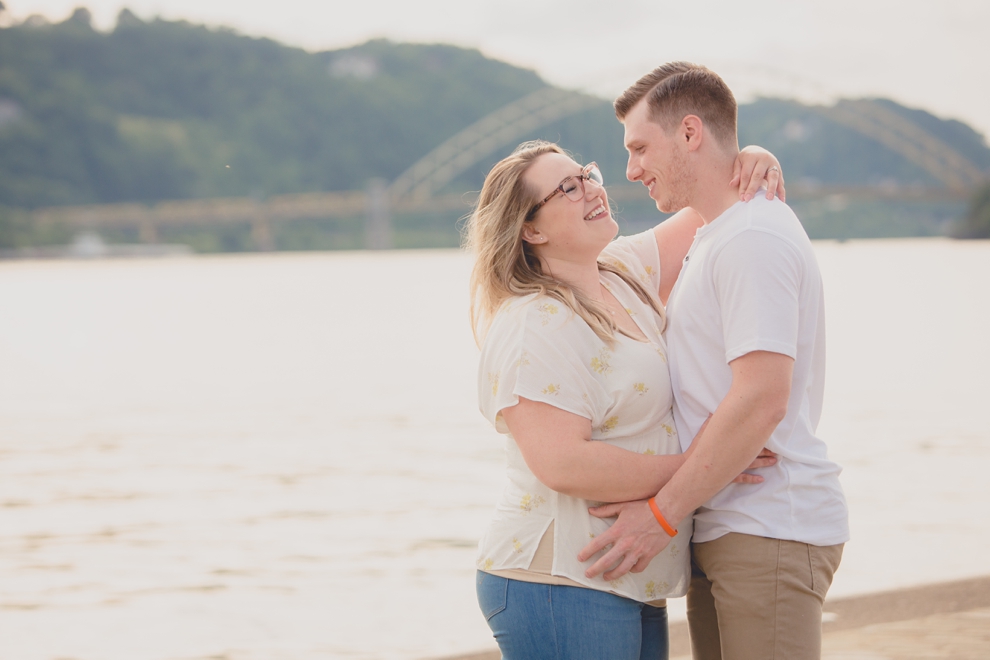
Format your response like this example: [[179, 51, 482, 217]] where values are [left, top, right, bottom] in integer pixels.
[[648, 497, 678, 537]]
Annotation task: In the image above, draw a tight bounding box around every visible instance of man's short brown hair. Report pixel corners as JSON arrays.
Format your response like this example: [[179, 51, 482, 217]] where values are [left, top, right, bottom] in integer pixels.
[[614, 62, 738, 150]]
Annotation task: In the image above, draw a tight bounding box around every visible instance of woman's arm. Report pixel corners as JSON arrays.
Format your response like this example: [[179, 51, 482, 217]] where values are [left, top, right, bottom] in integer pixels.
[[653, 208, 704, 305], [501, 397, 773, 503], [652, 146, 787, 304]]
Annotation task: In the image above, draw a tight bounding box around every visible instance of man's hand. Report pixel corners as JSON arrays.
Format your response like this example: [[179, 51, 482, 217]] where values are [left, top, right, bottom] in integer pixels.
[[577, 447, 777, 581], [577, 499, 672, 581]]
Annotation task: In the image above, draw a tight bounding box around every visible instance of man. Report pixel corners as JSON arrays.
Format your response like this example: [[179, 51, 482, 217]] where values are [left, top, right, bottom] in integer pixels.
[[578, 62, 849, 659]]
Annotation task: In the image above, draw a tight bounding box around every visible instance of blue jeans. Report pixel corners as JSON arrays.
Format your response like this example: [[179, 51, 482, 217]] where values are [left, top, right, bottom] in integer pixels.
[[476, 571, 669, 660]]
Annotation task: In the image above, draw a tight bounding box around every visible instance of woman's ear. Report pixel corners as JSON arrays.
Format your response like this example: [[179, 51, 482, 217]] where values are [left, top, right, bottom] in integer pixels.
[[520, 223, 545, 245]]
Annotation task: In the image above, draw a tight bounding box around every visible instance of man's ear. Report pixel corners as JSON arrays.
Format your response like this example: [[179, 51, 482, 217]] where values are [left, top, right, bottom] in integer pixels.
[[520, 223, 545, 245], [682, 115, 704, 152]]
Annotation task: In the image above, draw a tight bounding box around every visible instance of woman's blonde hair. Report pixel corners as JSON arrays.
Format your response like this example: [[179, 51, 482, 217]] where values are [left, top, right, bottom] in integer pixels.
[[465, 140, 665, 345]]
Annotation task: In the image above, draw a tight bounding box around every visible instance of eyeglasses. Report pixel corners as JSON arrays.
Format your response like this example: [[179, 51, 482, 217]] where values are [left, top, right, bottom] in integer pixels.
[[527, 162, 603, 220]]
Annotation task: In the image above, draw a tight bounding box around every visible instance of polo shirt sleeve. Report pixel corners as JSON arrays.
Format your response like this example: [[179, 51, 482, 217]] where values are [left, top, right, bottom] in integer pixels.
[[712, 229, 804, 363]]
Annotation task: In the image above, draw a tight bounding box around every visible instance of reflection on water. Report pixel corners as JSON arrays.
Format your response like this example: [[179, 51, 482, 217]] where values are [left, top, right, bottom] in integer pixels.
[[1, 239, 989, 659]]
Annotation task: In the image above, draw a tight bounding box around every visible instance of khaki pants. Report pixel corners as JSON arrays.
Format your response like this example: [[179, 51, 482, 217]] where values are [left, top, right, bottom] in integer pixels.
[[687, 533, 843, 660]]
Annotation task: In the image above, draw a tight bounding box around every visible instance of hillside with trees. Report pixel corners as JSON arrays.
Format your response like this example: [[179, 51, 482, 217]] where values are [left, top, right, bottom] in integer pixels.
[[952, 183, 990, 238], [1, 8, 988, 249], [0, 7, 553, 208]]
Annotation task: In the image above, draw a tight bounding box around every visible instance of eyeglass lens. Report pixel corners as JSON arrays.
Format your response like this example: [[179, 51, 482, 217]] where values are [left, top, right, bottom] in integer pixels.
[[561, 164, 603, 202]]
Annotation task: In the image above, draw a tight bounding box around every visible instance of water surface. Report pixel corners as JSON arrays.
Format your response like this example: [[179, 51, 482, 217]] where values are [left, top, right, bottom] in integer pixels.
[[1, 239, 988, 659]]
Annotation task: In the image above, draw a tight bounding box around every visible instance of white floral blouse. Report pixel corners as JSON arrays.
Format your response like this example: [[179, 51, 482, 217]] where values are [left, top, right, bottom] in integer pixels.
[[475, 230, 691, 602]]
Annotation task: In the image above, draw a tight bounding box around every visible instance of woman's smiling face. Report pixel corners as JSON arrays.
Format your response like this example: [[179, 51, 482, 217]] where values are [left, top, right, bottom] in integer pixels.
[[522, 152, 617, 263]]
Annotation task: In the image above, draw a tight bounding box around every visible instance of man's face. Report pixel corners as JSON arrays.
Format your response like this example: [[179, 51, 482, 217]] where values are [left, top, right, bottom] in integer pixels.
[[623, 100, 692, 214]]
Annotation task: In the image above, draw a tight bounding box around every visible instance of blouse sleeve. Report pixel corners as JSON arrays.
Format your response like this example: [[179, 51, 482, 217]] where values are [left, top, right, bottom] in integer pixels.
[[599, 229, 663, 296], [478, 298, 605, 435]]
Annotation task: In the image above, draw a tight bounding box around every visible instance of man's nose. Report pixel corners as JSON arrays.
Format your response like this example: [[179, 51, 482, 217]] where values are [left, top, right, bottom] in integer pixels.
[[626, 157, 641, 182]]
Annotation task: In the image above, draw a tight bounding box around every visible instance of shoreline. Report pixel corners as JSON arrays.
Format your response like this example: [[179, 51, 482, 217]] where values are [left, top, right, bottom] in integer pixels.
[[434, 574, 990, 659]]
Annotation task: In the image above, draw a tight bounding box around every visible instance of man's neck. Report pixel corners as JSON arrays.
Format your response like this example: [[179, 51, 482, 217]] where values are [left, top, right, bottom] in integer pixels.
[[688, 155, 742, 224]]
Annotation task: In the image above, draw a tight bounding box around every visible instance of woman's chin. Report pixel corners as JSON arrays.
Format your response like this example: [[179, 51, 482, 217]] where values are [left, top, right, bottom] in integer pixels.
[[601, 216, 619, 235], [591, 221, 620, 254]]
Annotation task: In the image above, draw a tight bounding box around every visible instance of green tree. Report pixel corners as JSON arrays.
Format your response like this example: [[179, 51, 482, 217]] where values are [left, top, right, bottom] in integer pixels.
[[952, 182, 990, 238]]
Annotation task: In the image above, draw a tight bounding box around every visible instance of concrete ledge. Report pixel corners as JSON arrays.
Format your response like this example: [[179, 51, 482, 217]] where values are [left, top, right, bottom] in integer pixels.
[[821, 574, 990, 633]]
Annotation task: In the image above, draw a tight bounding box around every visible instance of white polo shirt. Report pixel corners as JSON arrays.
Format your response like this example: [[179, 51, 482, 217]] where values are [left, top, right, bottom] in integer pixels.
[[666, 194, 849, 546]]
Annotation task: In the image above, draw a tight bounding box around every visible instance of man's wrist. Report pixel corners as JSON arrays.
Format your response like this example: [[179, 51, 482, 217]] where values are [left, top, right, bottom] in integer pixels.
[[651, 490, 689, 531]]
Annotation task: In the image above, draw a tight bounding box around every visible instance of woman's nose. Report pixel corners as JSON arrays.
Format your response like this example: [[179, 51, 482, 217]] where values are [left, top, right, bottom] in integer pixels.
[[584, 177, 604, 198]]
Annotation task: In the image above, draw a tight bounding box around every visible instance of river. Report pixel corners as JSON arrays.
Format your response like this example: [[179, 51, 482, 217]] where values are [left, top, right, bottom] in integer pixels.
[[1, 238, 988, 659]]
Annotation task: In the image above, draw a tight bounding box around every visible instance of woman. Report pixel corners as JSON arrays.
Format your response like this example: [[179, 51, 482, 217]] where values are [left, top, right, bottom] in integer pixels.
[[466, 140, 784, 659]]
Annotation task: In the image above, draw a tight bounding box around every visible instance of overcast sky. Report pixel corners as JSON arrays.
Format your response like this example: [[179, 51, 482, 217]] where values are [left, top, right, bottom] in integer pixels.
[[5, 0, 989, 139]]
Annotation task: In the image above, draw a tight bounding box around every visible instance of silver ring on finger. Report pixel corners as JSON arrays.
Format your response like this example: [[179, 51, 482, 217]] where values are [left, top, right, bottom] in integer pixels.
[[768, 166, 779, 174]]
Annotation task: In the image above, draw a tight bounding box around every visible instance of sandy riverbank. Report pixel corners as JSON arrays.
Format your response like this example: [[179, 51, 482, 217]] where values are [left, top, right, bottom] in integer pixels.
[[436, 574, 990, 660]]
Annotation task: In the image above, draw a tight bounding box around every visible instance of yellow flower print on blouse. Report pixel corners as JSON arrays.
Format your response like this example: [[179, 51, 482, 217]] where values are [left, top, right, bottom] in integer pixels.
[[515, 353, 531, 368], [542, 383, 561, 395], [639, 266, 653, 289], [654, 347, 668, 362], [603, 259, 630, 274], [643, 448, 656, 455], [661, 422, 675, 436], [598, 416, 619, 435], [668, 543, 680, 559], [590, 347, 613, 375], [480, 557, 494, 571], [608, 576, 627, 589], [633, 382, 649, 395], [488, 372, 500, 396], [513, 538, 523, 553], [537, 303, 559, 326], [520, 493, 546, 514], [644, 580, 670, 599]]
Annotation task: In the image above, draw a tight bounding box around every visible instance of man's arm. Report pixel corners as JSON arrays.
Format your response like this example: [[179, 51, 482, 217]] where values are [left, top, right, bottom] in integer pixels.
[[578, 350, 793, 580]]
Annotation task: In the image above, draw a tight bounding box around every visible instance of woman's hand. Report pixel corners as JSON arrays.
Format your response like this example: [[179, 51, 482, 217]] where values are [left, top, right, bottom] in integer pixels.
[[731, 146, 786, 202], [689, 414, 777, 484], [731, 447, 778, 484]]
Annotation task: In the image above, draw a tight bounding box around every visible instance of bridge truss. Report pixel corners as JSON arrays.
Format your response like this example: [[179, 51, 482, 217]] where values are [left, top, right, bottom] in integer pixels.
[[28, 92, 986, 250]]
